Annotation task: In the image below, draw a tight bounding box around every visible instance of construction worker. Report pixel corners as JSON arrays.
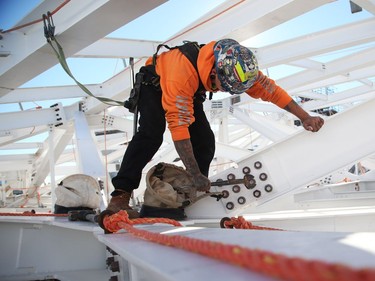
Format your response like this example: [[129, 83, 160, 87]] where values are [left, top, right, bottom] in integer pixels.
[[108, 39, 325, 218]]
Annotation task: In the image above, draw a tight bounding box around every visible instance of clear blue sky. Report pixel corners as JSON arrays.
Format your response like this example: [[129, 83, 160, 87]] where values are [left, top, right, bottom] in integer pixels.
[[0, 0, 41, 30], [0, 0, 373, 155], [0, 0, 372, 113]]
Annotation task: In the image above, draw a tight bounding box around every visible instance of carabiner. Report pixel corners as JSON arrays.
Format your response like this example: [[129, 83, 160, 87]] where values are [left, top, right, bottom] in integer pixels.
[[42, 12, 55, 42]]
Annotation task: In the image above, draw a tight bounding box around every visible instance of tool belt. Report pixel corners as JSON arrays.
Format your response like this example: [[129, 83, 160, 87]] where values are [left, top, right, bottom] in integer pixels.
[[124, 65, 161, 113]]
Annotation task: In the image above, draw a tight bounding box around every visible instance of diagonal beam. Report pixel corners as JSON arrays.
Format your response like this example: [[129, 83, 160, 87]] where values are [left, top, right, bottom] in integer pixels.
[[254, 18, 375, 68], [278, 47, 375, 90], [0, 0, 166, 97]]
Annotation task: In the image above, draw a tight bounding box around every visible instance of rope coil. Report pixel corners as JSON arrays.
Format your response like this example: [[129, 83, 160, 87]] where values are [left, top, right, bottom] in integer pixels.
[[102, 210, 182, 233], [102, 211, 375, 281]]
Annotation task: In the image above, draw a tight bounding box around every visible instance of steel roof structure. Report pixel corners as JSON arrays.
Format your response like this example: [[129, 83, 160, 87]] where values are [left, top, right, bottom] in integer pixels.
[[0, 0, 374, 215]]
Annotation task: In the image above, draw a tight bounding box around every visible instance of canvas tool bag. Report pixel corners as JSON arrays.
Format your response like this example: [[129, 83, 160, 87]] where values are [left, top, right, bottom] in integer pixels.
[[141, 162, 221, 220]]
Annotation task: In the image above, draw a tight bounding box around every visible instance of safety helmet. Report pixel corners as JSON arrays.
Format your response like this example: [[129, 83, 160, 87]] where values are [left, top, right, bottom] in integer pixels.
[[55, 174, 101, 209], [214, 39, 258, 94]]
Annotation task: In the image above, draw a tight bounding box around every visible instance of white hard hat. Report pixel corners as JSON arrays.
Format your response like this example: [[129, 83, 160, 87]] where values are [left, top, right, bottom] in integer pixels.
[[55, 174, 101, 209]]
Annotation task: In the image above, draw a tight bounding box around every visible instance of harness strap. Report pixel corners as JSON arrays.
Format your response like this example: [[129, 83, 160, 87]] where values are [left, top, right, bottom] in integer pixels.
[[43, 12, 124, 107], [152, 41, 209, 98]]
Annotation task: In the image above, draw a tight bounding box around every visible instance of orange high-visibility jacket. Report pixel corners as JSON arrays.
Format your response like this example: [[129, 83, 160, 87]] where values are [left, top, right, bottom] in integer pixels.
[[147, 41, 292, 141]]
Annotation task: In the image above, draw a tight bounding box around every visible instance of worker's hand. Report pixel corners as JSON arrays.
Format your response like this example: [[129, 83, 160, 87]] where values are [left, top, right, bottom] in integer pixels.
[[174, 138, 211, 192], [302, 116, 324, 132], [191, 173, 211, 192]]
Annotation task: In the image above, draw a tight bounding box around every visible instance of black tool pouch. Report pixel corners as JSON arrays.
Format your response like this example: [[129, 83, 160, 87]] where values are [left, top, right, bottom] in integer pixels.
[[140, 65, 161, 91], [194, 91, 207, 104], [124, 71, 144, 113], [124, 65, 161, 113]]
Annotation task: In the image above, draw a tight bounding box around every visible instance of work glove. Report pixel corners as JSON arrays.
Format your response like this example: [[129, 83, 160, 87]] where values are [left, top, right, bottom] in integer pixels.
[[191, 173, 211, 192]]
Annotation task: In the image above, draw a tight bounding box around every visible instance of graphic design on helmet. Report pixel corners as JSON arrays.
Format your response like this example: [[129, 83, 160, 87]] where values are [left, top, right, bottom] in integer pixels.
[[214, 39, 258, 94]]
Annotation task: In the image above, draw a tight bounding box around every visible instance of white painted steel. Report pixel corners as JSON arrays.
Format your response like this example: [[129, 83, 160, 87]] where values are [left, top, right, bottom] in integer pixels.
[[0, 105, 65, 131], [254, 18, 375, 68], [0, 0, 167, 97], [0, 216, 108, 281], [73, 111, 106, 179], [75, 38, 162, 58], [1, 214, 375, 280], [48, 126, 56, 208], [0, 0, 374, 231], [97, 224, 375, 281], [186, 97, 375, 218], [352, 0, 375, 14]]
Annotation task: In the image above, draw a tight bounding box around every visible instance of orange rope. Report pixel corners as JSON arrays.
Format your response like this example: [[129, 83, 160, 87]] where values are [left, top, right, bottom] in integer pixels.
[[1, 0, 71, 33], [223, 216, 283, 231], [103, 211, 375, 281], [103, 210, 182, 233], [0, 212, 68, 217]]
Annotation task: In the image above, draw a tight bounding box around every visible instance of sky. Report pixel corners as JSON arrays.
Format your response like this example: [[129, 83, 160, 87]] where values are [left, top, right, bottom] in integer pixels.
[[0, 0, 373, 113], [0, 0, 373, 156], [0, 0, 227, 112]]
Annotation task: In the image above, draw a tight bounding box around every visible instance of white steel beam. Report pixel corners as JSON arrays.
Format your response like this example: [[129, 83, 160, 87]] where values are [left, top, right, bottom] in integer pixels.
[[31, 126, 74, 188], [6, 126, 74, 207], [231, 107, 293, 142], [215, 142, 252, 162], [0, 126, 48, 147], [352, 0, 375, 15], [0, 154, 35, 162], [0, 219, 107, 280], [0, 103, 65, 131], [75, 38, 162, 58], [278, 47, 375, 91], [0, 0, 334, 115], [0, 0, 167, 97], [86, 114, 134, 136], [0, 142, 43, 150], [163, 0, 332, 45], [186, 96, 375, 219], [96, 224, 375, 280], [73, 111, 105, 178], [0, 85, 99, 104], [2, 19, 373, 107], [289, 65, 375, 94], [254, 18, 375, 68], [0, 162, 31, 172], [302, 86, 375, 110]]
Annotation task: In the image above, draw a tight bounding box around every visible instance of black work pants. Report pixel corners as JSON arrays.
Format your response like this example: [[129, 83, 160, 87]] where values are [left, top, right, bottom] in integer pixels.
[[111, 77, 215, 194]]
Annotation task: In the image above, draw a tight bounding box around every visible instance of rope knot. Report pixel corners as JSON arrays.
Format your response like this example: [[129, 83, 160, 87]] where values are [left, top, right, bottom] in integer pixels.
[[103, 210, 133, 233]]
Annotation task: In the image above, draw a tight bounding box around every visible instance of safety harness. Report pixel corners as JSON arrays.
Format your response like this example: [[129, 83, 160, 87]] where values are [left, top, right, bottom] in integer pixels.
[[124, 41, 211, 114], [153, 42, 208, 95], [43, 12, 124, 107], [43, 15, 222, 220], [43, 11, 209, 109]]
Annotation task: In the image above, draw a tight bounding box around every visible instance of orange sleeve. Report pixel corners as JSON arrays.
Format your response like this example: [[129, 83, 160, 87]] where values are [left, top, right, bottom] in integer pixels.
[[156, 49, 200, 141], [245, 71, 292, 108]]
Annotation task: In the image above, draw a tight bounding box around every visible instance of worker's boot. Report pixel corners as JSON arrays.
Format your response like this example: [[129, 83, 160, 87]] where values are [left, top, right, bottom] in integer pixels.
[[107, 190, 140, 219]]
